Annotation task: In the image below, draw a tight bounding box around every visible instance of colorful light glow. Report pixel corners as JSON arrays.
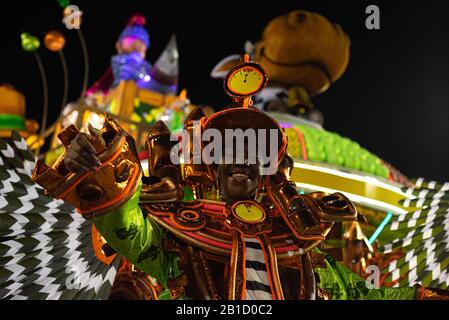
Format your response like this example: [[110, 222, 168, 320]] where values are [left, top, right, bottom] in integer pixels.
[[368, 211, 394, 244]]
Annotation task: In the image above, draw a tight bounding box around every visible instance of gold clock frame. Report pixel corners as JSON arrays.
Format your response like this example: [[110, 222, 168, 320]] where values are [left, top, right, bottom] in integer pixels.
[[223, 55, 268, 101]]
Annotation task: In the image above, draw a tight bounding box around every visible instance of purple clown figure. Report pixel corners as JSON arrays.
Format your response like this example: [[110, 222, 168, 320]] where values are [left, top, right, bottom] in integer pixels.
[[87, 14, 178, 96]]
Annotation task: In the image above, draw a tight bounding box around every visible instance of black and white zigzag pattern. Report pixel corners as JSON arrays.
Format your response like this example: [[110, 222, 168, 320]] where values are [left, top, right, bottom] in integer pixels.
[[244, 237, 273, 300], [0, 132, 120, 300], [380, 177, 449, 290]]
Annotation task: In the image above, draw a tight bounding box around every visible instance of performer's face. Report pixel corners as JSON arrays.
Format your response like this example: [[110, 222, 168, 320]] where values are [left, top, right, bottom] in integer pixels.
[[116, 36, 147, 57], [214, 155, 261, 203]]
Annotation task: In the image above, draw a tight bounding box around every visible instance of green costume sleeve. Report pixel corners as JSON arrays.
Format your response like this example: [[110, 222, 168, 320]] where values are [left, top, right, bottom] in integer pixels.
[[92, 182, 181, 288], [314, 250, 417, 300]]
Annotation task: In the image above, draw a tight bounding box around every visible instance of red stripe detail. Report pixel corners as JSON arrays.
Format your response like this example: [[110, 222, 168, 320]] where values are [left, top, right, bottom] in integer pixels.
[[202, 203, 225, 213], [163, 217, 233, 250], [293, 126, 308, 161], [274, 245, 299, 253], [162, 217, 299, 254], [138, 150, 149, 161]]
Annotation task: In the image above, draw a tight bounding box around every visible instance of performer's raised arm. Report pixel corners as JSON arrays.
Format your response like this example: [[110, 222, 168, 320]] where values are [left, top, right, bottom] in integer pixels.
[[32, 116, 181, 287]]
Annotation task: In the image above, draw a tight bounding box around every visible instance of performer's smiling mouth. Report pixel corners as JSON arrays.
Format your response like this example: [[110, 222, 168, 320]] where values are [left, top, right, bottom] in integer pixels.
[[227, 165, 257, 183], [231, 171, 250, 182]]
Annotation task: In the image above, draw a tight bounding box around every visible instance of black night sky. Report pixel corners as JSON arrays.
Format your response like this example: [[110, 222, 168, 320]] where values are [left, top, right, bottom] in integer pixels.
[[0, 0, 448, 181]]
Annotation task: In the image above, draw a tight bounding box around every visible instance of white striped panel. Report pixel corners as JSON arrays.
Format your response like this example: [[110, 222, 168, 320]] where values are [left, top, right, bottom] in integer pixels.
[[244, 237, 272, 300], [246, 289, 272, 300]]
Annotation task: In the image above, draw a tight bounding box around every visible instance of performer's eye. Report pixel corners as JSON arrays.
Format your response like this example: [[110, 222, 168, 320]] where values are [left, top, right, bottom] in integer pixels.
[[77, 184, 104, 202], [115, 159, 133, 183]]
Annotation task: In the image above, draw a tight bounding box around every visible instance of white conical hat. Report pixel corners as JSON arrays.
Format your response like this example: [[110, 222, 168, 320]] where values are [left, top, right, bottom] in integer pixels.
[[151, 34, 179, 83]]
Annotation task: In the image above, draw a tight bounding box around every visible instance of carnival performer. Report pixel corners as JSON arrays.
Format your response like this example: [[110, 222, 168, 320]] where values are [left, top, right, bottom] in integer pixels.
[[26, 58, 448, 299]]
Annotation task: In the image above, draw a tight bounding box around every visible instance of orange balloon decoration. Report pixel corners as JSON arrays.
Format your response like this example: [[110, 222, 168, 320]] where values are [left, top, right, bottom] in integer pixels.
[[44, 30, 66, 52]]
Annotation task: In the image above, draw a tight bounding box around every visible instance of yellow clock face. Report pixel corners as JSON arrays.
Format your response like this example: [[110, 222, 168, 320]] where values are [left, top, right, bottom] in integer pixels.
[[232, 201, 266, 223], [225, 63, 267, 98]]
